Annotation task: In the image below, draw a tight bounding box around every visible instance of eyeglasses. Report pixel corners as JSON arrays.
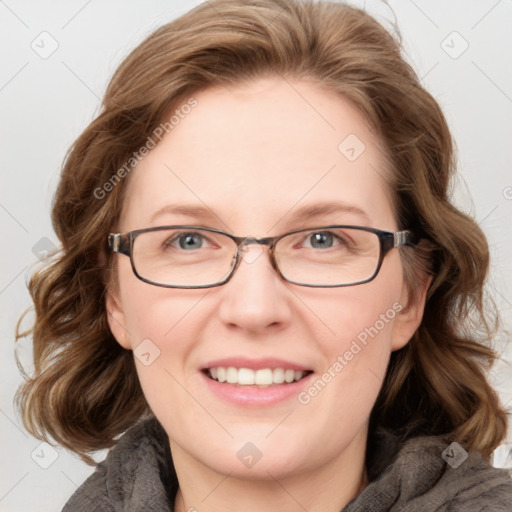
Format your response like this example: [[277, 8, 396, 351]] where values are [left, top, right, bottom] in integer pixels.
[[108, 225, 418, 289]]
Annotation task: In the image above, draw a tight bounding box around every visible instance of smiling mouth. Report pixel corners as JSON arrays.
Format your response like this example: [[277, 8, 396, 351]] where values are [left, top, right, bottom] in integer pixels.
[[204, 367, 313, 387]]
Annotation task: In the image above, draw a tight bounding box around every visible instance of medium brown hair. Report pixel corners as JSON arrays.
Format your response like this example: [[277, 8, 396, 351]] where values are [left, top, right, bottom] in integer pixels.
[[16, 0, 507, 464]]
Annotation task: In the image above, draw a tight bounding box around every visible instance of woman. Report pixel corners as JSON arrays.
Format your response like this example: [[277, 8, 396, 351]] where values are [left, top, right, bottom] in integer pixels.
[[16, 0, 512, 510]]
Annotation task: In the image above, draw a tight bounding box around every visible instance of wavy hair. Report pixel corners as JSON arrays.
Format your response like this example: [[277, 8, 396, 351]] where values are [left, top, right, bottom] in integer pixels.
[[16, 0, 507, 464]]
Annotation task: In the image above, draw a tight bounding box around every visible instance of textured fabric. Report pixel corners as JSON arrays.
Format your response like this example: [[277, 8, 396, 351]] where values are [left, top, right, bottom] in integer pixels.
[[62, 418, 177, 512], [344, 428, 512, 512], [62, 417, 512, 512]]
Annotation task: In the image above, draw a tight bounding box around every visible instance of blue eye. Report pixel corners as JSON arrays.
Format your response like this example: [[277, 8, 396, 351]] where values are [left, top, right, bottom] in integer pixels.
[[308, 232, 334, 249], [166, 232, 206, 250], [305, 231, 350, 249], [179, 233, 203, 250]]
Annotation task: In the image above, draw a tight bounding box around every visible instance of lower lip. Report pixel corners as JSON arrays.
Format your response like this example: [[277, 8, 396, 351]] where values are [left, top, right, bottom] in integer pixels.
[[201, 371, 314, 406]]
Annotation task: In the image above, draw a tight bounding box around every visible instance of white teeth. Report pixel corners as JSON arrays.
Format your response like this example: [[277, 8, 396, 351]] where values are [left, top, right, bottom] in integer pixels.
[[273, 368, 285, 384], [207, 367, 308, 386], [238, 368, 255, 385], [255, 369, 273, 385], [217, 367, 226, 383], [284, 369, 295, 383], [226, 367, 238, 384]]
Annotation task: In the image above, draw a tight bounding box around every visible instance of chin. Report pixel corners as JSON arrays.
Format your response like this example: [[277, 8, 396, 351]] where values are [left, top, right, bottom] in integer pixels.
[[207, 448, 308, 481]]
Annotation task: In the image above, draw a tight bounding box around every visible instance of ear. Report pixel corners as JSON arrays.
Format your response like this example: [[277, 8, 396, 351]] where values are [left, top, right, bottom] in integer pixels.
[[106, 285, 132, 350], [390, 273, 433, 351]]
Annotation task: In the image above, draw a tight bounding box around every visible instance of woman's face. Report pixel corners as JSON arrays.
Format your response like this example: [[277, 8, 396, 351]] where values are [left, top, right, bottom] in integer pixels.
[[107, 76, 426, 480]]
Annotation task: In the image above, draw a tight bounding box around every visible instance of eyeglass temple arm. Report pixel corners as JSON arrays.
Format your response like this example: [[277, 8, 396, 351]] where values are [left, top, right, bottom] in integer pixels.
[[108, 233, 131, 256], [394, 230, 416, 247]]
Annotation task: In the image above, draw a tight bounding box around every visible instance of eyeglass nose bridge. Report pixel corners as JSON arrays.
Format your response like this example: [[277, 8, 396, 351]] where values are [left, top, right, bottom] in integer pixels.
[[237, 235, 273, 247], [235, 236, 275, 265]]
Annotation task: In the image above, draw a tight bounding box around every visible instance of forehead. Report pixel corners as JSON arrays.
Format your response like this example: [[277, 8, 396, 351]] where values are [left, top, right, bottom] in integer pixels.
[[121, 76, 395, 233]]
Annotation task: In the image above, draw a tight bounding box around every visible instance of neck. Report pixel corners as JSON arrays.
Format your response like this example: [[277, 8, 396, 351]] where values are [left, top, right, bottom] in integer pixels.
[[171, 428, 368, 512]]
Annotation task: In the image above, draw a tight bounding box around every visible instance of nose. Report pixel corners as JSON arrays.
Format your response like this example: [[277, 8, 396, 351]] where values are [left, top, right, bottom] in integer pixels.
[[217, 243, 292, 333]]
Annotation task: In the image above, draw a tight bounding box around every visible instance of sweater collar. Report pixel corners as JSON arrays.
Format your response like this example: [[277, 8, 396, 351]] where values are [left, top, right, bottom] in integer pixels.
[[102, 416, 512, 512]]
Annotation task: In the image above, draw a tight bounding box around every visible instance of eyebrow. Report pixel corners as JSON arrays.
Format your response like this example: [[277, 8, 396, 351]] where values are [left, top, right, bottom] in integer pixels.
[[283, 202, 371, 226], [150, 201, 371, 228], [151, 204, 224, 224]]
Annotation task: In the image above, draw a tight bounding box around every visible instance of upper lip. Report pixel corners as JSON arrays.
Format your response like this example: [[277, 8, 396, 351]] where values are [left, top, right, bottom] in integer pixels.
[[202, 357, 312, 372]]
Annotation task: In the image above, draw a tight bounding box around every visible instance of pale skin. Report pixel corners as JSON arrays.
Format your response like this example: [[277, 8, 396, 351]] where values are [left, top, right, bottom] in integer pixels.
[[107, 75, 431, 512]]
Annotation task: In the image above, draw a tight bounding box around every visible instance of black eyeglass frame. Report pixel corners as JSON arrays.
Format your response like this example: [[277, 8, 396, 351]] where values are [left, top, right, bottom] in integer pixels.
[[108, 225, 419, 289]]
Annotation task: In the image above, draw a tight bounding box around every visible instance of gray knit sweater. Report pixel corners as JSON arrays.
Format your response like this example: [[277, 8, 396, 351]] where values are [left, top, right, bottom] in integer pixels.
[[62, 417, 512, 511]]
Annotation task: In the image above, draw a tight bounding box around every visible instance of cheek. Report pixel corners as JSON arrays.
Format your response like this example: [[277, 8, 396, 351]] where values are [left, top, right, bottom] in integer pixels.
[[116, 266, 210, 417], [291, 295, 399, 458], [117, 255, 206, 345], [313, 292, 399, 390], [119, 285, 210, 432], [307, 265, 404, 359], [298, 261, 404, 407]]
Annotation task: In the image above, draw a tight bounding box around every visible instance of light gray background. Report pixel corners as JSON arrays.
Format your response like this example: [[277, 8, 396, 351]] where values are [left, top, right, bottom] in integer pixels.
[[1, 1, 511, 510]]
